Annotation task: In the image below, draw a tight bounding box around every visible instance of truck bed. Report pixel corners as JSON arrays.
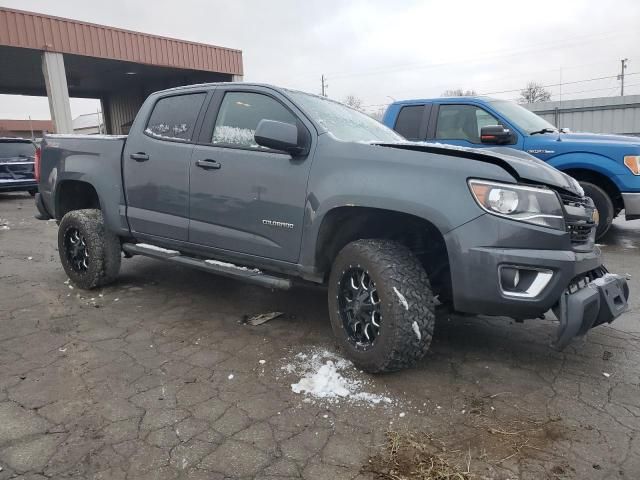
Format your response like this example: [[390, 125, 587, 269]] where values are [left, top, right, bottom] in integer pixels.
[[39, 134, 129, 234]]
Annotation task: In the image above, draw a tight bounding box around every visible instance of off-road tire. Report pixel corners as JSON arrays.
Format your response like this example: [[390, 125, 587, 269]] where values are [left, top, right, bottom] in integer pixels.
[[58, 209, 121, 289], [580, 181, 613, 240], [328, 239, 436, 373]]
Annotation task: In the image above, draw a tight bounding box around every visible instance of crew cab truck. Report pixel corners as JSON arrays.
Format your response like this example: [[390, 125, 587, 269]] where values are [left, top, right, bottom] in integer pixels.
[[383, 97, 640, 239], [35, 83, 629, 373]]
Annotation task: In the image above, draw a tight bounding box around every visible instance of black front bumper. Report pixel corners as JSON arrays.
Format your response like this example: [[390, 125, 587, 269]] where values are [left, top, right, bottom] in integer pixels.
[[554, 273, 629, 349]]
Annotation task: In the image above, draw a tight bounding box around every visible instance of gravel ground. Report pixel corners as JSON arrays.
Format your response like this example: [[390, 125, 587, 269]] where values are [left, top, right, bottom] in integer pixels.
[[1, 191, 639, 479]]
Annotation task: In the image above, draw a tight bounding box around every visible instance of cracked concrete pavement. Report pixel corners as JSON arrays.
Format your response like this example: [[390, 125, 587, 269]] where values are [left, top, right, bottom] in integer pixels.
[[1, 191, 640, 479]]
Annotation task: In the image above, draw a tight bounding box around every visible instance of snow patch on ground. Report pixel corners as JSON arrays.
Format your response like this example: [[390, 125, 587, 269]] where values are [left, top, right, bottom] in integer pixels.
[[136, 243, 179, 254], [412, 321, 421, 340], [285, 348, 394, 406], [205, 259, 261, 273], [393, 287, 409, 310]]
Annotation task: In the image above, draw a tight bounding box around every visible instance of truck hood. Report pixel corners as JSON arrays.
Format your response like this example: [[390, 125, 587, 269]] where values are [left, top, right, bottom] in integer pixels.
[[375, 141, 584, 197], [552, 131, 640, 147]]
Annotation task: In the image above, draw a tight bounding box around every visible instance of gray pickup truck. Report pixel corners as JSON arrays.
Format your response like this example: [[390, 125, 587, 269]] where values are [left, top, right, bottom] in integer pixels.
[[35, 83, 629, 372]]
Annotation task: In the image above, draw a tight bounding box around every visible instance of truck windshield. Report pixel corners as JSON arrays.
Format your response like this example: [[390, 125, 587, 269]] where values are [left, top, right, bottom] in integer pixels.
[[287, 91, 403, 143], [0, 141, 36, 159], [487, 100, 557, 135]]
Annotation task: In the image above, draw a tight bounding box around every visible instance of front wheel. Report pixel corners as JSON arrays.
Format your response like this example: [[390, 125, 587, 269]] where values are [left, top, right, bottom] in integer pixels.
[[328, 239, 436, 373], [580, 182, 613, 240], [58, 209, 121, 289]]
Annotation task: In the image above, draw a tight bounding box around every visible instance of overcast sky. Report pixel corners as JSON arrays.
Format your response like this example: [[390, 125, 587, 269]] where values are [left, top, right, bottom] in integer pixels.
[[1, 0, 639, 120]]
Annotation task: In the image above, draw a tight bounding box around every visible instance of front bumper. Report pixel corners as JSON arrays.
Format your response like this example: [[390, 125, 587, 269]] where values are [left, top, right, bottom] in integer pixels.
[[444, 213, 629, 349], [622, 192, 640, 220], [554, 273, 628, 349]]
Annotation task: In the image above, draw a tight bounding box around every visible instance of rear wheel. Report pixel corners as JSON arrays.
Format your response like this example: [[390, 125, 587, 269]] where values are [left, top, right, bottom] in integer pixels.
[[328, 239, 435, 373], [28, 189, 37, 197], [580, 181, 613, 240], [58, 209, 121, 289]]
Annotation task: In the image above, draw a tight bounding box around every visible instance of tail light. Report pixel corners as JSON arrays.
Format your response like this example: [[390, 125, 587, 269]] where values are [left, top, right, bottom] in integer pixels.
[[34, 147, 41, 183]]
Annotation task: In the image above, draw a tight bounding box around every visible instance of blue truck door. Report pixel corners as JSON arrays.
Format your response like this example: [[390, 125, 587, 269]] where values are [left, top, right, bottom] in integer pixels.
[[187, 87, 313, 262], [426, 103, 519, 149], [123, 92, 207, 241]]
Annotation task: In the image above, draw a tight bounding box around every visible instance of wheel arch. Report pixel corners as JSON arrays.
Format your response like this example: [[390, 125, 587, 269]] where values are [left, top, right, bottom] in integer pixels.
[[314, 206, 452, 302], [54, 180, 101, 221], [562, 168, 623, 213]]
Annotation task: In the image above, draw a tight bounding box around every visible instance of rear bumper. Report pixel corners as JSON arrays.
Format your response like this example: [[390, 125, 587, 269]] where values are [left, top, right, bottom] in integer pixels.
[[622, 192, 640, 220], [0, 180, 37, 192], [34, 192, 53, 220]]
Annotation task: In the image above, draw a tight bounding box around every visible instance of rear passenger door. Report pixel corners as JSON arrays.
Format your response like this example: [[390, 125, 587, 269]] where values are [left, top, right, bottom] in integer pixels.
[[392, 104, 431, 141], [123, 91, 208, 241]]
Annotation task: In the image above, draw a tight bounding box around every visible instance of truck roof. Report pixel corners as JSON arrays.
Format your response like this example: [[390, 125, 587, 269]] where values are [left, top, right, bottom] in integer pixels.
[[152, 82, 281, 95], [391, 96, 498, 106]]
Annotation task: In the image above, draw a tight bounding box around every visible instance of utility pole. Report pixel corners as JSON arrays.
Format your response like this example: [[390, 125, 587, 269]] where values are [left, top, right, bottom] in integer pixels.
[[321, 74, 328, 97], [618, 58, 628, 96]]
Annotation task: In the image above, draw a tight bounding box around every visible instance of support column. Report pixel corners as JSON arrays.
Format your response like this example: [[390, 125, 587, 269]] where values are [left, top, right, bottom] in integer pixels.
[[42, 52, 73, 133], [232, 74, 243, 82]]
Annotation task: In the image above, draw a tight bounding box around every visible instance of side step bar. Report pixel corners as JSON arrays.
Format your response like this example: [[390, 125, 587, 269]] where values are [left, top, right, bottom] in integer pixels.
[[122, 243, 291, 290]]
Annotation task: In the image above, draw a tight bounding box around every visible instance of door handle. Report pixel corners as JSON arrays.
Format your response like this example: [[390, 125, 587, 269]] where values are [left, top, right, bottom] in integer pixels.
[[130, 152, 149, 162], [196, 159, 221, 170]]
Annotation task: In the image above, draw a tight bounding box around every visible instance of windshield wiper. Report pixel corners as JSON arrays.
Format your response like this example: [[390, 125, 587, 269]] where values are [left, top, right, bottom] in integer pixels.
[[529, 128, 557, 135]]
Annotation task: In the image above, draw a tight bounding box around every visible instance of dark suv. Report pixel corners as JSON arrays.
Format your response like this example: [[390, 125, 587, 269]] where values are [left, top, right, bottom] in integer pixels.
[[0, 138, 38, 195]]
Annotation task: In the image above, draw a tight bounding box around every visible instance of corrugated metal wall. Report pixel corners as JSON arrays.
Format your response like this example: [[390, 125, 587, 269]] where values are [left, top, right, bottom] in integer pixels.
[[0, 6, 243, 75], [525, 95, 640, 136], [104, 90, 145, 134]]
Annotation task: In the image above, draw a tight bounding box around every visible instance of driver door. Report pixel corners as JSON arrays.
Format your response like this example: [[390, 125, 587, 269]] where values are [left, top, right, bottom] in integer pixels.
[[188, 87, 314, 262]]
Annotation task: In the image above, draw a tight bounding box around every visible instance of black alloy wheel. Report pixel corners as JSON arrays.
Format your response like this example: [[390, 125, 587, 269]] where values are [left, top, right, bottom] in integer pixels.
[[338, 267, 382, 350], [64, 227, 89, 272]]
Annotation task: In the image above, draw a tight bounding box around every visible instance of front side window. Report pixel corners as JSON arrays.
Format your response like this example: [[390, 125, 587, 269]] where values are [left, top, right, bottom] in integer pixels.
[[212, 92, 297, 149], [145, 93, 206, 141], [435, 104, 499, 143]]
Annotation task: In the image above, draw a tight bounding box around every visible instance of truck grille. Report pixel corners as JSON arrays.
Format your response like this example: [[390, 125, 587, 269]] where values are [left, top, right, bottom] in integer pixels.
[[560, 193, 596, 247]]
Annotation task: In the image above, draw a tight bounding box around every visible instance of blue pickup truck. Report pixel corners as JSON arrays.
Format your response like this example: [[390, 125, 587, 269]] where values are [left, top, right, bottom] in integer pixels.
[[382, 97, 640, 239]]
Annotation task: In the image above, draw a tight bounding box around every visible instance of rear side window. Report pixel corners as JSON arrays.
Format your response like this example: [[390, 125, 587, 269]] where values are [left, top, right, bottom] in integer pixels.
[[0, 141, 36, 159], [145, 93, 206, 141], [212, 92, 297, 149], [393, 105, 424, 140]]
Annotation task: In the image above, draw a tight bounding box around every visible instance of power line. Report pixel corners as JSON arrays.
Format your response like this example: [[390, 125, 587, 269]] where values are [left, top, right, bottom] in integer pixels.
[[363, 72, 640, 107], [359, 76, 640, 111], [319, 29, 638, 81], [478, 72, 640, 96]]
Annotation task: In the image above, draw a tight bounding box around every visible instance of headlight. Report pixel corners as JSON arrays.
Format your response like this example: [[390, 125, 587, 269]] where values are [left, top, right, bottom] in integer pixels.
[[468, 179, 565, 230], [624, 155, 640, 175]]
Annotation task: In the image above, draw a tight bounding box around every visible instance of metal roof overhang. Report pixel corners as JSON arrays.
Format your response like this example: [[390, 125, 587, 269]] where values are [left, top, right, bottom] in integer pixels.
[[0, 7, 242, 98]]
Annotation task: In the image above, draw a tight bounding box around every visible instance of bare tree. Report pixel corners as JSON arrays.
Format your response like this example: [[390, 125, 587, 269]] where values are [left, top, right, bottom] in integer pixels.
[[519, 82, 552, 103], [344, 94, 364, 111], [441, 88, 477, 97], [367, 107, 387, 121]]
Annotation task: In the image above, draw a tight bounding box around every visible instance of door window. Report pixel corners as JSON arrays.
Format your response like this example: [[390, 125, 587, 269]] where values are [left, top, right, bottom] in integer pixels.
[[435, 104, 500, 143], [212, 92, 297, 149], [394, 105, 424, 140], [145, 93, 206, 141]]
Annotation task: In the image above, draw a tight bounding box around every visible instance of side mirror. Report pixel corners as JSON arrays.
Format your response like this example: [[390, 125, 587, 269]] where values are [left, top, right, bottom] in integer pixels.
[[480, 125, 514, 145], [254, 119, 304, 155]]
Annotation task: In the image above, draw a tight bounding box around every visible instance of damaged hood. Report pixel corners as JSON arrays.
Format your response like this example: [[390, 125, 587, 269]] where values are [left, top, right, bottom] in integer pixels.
[[375, 142, 584, 197]]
